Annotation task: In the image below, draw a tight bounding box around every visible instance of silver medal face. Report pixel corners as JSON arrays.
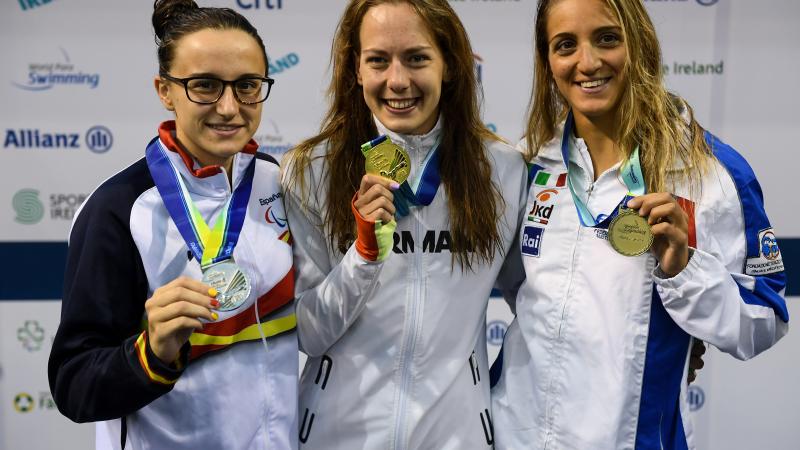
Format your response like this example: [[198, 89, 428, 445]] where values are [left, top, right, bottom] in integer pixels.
[[202, 261, 251, 311]]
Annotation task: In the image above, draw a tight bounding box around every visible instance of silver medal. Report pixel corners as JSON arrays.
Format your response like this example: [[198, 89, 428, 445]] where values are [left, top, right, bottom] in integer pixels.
[[202, 260, 251, 311]]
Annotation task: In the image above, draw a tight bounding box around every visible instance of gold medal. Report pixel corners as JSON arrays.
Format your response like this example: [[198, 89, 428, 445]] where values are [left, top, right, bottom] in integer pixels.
[[608, 207, 653, 256], [362, 137, 411, 184]]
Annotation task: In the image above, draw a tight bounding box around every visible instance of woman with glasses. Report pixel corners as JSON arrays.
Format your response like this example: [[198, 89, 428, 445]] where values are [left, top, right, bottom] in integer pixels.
[[48, 1, 297, 448]]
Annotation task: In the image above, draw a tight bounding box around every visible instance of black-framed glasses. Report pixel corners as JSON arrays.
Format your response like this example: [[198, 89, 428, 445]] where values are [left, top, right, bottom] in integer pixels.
[[161, 73, 275, 105]]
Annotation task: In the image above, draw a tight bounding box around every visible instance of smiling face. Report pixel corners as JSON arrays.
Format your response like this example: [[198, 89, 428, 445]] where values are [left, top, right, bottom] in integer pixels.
[[155, 28, 266, 168], [546, 0, 628, 125], [356, 2, 447, 135]]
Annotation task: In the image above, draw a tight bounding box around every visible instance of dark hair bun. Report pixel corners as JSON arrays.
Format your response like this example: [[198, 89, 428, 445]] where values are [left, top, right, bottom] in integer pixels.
[[153, 0, 199, 42]]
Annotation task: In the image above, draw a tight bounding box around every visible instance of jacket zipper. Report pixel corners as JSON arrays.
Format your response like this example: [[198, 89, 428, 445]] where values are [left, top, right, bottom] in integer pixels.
[[392, 143, 425, 450]]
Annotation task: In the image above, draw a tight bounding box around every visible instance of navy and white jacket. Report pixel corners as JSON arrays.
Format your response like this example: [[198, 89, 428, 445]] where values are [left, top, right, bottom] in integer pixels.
[[48, 122, 298, 450], [282, 118, 528, 450], [491, 124, 788, 450]]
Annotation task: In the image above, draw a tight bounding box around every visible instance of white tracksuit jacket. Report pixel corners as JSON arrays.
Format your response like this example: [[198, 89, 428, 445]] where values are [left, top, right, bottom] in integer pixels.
[[282, 118, 528, 449], [491, 124, 788, 450]]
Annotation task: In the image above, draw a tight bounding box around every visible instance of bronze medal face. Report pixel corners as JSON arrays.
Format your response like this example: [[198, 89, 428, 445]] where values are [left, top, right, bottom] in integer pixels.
[[364, 140, 411, 184], [608, 209, 653, 256]]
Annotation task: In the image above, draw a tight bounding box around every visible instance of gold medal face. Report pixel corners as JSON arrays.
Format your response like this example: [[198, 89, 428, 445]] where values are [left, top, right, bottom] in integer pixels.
[[608, 209, 653, 256], [364, 140, 411, 184]]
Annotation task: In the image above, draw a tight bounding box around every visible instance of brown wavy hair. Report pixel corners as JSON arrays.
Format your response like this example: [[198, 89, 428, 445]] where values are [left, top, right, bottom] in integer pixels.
[[525, 0, 711, 193], [285, 0, 504, 270]]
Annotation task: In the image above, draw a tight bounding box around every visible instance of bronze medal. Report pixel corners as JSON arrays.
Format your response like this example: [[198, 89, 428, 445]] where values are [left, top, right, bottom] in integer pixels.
[[608, 207, 653, 256]]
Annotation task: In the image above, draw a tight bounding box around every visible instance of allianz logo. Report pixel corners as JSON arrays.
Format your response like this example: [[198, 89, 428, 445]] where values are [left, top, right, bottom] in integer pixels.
[[4, 126, 113, 153]]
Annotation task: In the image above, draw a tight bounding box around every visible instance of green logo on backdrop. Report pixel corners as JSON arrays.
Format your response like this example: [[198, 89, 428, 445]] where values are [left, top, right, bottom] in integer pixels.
[[13, 393, 34, 413], [18, 320, 46, 352], [13, 189, 44, 224]]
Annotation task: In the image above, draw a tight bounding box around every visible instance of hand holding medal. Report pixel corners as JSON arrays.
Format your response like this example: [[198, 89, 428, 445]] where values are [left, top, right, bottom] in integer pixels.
[[144, 276, 220, 364], [625, 193, 690, 277], [355, 135, 406, 223]]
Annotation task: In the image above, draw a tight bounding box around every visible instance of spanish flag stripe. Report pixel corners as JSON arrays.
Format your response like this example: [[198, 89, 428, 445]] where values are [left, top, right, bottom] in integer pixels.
[[134, 332, 178, 385], [189, 314, 296, 356], [199, 268, 294, 337]]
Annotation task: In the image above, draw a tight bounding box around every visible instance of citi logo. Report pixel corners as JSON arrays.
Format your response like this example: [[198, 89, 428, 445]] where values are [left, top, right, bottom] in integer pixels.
[[521, 226, 543, 257], [237, 0, 283, 9], [4, 126, 112, 153]]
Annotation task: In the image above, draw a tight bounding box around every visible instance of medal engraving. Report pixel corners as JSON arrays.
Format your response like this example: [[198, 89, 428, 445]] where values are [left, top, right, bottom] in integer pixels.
[[608, 208, 653, 256], [202, 260, 251, 311], [364, 139, 410, 184]]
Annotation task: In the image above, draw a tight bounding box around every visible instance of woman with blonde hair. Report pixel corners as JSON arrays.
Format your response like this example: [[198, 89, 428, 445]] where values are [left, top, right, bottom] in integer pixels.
[[282, 0, 527, 447], [490, 0, 788, 448]]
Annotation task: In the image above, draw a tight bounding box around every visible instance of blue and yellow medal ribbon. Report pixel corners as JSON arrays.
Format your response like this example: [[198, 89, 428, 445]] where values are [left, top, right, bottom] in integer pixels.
[[145, 136, 255, 268]]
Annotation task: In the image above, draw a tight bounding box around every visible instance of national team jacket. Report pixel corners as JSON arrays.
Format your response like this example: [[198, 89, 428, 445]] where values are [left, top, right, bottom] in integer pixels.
[[491, 124, 788, 450], [281, 118, 528, 450], [48, 122, 298, 450]]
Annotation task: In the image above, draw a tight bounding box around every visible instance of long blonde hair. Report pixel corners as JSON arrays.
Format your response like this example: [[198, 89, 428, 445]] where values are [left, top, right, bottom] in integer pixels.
[[525, 0, 711, 193], [285, 0, 504, 270]]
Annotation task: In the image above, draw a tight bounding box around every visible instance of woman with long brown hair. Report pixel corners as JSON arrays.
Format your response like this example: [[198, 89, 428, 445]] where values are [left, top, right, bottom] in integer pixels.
[[282, 0, 527, 447], [490, 0, 788, 448]]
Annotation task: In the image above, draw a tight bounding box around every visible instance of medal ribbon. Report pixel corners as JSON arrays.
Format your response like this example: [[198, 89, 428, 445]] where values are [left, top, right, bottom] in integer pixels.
[[145, 137, 255, 268], [362, 135, 441, 218], [561, 111, 645, 227]]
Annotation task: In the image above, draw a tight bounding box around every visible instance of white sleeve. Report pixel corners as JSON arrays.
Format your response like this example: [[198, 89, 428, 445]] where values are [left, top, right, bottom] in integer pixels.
[[282, 158, 385, 357], [493, 154, 530, 315], [654, 140, 788, 361]]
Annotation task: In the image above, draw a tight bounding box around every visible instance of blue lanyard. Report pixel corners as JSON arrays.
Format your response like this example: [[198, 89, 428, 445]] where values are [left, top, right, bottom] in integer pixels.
[[145, 136, 255, 267], [393, 143, 441, 218], [561, 112, 645, 227]]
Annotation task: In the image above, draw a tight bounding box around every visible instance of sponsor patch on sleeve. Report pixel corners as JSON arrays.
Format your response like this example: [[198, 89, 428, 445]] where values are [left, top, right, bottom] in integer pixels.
[[521, 226, 544, 257], [745, 228, 784, 276]]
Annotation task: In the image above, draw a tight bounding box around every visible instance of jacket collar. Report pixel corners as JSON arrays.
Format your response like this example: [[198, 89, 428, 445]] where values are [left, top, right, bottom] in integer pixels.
[[157, 120, 259, 179]]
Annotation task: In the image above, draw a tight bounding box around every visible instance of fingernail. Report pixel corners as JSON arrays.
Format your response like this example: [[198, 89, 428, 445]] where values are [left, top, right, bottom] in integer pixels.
[[210, 299, 221, 308], [389, 182, 400, 190], [208, 288, 218, 297], [211, 312, 219, 321]]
